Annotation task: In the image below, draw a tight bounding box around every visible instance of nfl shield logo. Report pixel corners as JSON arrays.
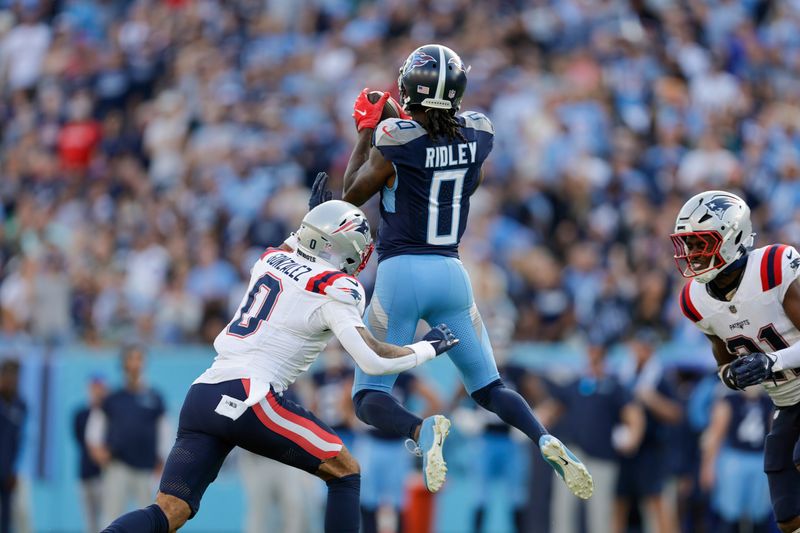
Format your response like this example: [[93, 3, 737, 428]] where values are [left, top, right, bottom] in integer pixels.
[[729, 305, 737, 314]]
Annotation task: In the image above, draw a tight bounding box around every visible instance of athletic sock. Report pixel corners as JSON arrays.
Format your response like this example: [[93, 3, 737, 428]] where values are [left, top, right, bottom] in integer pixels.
[[353, 389, 423, 440], [101, 504, 169, 533], [470, 380, 547, 441], [360, 506, 378, 533], [325, 474, 361, 533]]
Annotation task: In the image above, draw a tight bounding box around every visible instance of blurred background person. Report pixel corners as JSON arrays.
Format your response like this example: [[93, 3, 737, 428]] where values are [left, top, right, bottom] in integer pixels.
[[73, 374, 107, 533], [615, 331, 684, 533], [85, 346, 170, 525], [0, 359, 25, 533], [539, 341, 645, 533], [700, 387, 774, 533], [355, 371, 442, 533]]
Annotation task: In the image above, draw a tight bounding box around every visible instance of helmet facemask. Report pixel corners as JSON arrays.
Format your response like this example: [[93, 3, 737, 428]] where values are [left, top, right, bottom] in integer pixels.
[[671, 231, 725, 282]]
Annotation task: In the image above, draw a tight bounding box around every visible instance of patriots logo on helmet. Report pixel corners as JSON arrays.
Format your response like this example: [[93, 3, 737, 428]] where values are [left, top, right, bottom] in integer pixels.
[[332, 217, 368, 236], [704, 195, 738, 220], [406, 51, 436, 73], [353, 219, 369, 237]]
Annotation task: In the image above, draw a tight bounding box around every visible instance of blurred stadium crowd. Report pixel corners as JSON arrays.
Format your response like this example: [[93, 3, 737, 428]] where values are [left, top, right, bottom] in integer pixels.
[[0, 0, 797, 531]]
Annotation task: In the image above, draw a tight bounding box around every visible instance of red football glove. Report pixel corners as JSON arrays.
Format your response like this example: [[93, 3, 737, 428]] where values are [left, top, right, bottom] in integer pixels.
[[388, 95, 412, 120], [353, 88, 389, 132]]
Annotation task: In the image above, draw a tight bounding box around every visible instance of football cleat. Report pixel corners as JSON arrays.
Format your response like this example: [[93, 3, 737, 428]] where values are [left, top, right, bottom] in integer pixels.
[[413, 415, 451, 493], [539, 435, 593, 499]]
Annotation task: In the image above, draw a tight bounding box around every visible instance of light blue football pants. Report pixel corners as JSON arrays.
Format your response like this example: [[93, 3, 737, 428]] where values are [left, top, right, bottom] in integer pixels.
[[352, 254, 500, 396]]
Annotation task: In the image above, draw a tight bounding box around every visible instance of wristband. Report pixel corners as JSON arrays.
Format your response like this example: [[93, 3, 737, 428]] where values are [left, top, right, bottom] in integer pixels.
[[404, 341, 436, 363]]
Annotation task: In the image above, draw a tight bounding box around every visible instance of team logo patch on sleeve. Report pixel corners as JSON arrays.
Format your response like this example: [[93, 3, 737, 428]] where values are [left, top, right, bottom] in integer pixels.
[[339, 287, 362, 303]]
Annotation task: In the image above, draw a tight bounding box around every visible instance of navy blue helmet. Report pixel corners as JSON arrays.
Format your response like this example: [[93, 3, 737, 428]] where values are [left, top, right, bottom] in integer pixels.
[[397, 44, 468, 113]]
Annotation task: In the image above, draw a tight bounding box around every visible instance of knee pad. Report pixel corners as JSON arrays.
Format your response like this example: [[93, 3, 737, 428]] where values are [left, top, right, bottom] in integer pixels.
[[470, 379, 504, 409]]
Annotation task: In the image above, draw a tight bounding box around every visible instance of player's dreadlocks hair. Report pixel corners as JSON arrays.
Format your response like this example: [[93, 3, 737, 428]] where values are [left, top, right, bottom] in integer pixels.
[[419, 107, 466, 143]]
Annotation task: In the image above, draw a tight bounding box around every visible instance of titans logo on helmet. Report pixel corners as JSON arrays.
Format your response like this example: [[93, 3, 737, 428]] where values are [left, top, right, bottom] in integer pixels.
[[406, 51, 436, 73], [447, 57, 466, 73], [704, 195, 738, 219]]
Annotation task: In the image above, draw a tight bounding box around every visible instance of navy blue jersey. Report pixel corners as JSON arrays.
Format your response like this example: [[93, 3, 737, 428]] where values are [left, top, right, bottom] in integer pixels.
[[0, 395, 26, 478], [550, 375, 631, 460], [73, 406, 101, 480], [724, 393, 773, 452], [373, 112, 494, 261], [103, 387, 165, 469]]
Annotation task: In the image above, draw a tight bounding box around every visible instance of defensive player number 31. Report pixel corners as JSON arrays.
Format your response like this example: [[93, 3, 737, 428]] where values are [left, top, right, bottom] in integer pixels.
[[227, 273, 284, 337], [726, 323, 799, 381], [427, 169, 466, 246]]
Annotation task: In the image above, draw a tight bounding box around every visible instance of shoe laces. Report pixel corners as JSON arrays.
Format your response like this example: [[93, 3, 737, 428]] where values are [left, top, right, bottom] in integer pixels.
[[404, 438, 422, 457]]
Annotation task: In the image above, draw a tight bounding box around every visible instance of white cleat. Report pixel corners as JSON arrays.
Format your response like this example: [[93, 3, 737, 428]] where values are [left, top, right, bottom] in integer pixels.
[[539, 435, 594, 500], [418, 415, 451, 493]]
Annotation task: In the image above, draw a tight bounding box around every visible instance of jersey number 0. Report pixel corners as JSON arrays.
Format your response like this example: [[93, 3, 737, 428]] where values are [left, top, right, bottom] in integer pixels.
[[427, 169, 467, 246], [227, 273, 284, 338]]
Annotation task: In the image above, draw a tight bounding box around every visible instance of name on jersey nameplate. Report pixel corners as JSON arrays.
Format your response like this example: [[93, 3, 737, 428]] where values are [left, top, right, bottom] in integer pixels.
[[215, 395, 248, 420]]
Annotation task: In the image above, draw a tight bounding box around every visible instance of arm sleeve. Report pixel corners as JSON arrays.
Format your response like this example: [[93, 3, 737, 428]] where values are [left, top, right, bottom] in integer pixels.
[[85, 408, 107, 447], [318, 299, 366, 338], [332, 324, 431, 375]]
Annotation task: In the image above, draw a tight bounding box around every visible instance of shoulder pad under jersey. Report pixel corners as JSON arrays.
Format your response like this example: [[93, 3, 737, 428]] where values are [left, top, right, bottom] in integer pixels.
[[373, 118, 427, 147], [459, 110, 494, 135]]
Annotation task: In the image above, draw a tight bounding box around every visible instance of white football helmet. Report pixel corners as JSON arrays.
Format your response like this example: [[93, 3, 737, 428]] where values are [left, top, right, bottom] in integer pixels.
[[294, 200, 374, 275], [671, 190, 755, 283]]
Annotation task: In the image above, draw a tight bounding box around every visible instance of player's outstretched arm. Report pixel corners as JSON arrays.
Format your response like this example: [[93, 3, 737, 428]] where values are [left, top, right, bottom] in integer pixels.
[[333, 324, 458, 376]]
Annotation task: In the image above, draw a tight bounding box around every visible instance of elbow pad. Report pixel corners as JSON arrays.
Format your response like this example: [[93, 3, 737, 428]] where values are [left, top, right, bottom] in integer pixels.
[[719, 363, 743, 391]]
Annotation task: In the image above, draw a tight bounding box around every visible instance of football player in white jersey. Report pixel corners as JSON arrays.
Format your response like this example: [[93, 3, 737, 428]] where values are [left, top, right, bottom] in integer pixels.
[[101, 200, 459, 533], [671, 190, 800, 533]]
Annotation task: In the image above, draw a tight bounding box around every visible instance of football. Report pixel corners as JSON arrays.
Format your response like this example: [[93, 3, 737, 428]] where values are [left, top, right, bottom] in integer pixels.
[[367, 90, 402, 121]]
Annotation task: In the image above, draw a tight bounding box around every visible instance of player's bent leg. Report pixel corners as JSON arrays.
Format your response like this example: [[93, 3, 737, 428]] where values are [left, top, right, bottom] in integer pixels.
[[315, 447, 361, 533], [352, 388, 422, 440], [100, 502, 172, 533], [156, 493, 191, 532], [777, 515, 800, 533], [316, 445, 360, 480]]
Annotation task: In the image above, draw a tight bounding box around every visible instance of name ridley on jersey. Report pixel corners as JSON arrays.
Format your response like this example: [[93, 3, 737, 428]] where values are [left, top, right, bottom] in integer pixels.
[[681, 244, 800, 406]]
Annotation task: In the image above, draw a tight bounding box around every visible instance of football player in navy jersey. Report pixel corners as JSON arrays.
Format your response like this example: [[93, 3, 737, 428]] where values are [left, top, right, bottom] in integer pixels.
[[311, 43, 592, 498]]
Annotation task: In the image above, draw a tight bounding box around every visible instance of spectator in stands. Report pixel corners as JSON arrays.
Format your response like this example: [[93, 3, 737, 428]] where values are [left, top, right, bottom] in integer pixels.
[[73, 375, 107, 533], [0, 359, 25, 533], [85, 346, 169, 525], [700, 387, 773, 533], [616, 331, 684, 533], [539, 342, 645, 533]]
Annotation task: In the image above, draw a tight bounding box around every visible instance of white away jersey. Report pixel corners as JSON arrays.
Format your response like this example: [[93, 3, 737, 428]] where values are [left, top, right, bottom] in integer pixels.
[[681, 244, 800, 406], [194, 248, 367, 391]]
